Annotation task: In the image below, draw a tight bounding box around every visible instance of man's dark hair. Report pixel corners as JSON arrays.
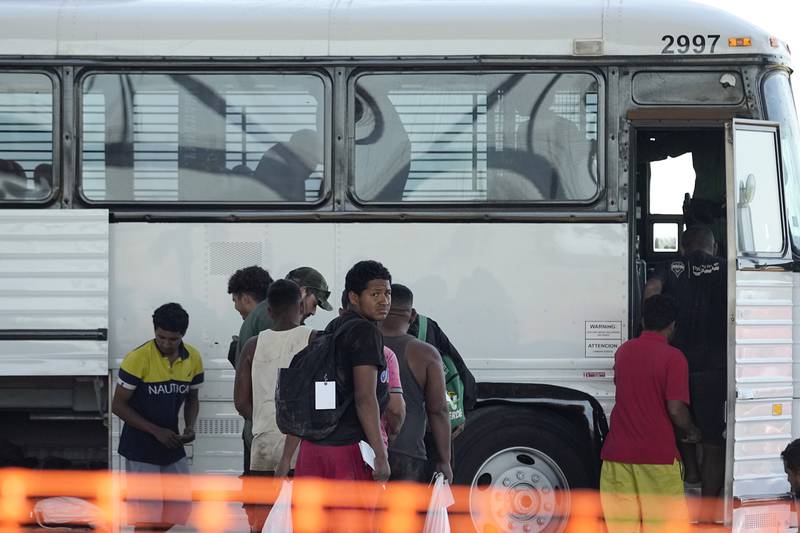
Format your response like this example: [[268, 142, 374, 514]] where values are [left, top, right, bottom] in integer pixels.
[[153, 303, 189, 335], [782, 439, 800, 472], [642, 294, 678, 331], [344, 260, 391, 296], [340, 289, 349, 310], [267, 279, 302, 314], [227, 266, 273, 302], [390, 284, 413, 309], [681, 225, 715, 253]]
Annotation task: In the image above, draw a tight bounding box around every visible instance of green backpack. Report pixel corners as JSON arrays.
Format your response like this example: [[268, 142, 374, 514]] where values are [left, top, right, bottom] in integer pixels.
[[416, 315, 466, 429]]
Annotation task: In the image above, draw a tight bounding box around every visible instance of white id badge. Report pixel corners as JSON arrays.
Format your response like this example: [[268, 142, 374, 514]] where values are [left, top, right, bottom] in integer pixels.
[[315, 381, 336, 410]]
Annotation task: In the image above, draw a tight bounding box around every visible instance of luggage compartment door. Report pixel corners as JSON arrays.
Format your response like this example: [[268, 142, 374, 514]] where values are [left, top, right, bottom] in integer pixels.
[[0, 209, 109, 375]]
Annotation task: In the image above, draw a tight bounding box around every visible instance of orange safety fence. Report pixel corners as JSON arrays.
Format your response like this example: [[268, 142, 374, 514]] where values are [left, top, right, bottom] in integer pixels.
[[0, 468, 753, 532]]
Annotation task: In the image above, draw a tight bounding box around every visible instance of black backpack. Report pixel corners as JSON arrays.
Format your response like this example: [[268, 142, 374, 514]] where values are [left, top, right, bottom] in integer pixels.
[[275, 320, 357, 440]]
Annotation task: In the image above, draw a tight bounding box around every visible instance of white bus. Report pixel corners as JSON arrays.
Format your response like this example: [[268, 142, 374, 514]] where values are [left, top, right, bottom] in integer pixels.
[[0, 0, 798, 530]]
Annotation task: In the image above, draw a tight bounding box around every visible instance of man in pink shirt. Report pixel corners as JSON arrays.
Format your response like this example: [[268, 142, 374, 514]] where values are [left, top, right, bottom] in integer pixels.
[[600, 294, 701, 532]]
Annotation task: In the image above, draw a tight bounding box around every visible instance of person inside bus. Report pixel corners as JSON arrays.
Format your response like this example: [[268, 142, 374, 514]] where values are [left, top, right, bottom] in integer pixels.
[[490, 76, 597, 201], [252, 128, 322, 202], [0, 158, 27, 200], [644, 225, 727, 522], [33, 163, 52, 195], [111, 303, 204, 533], [353, 83, 411, 202]]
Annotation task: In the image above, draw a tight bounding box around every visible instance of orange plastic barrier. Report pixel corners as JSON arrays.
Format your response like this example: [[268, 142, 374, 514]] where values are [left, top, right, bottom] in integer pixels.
[[0, 468, 734, 532]]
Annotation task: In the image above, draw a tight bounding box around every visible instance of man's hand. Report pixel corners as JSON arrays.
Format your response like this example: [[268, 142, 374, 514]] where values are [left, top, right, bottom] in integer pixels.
[[452, 424, 465, 439], [372, 455, 390, 483], [180, 428, 196, 444], [152, 427, 182, 449], [681, 427, 702, 444], [275, 457, 291, 478], [436, 461, 454, 484]]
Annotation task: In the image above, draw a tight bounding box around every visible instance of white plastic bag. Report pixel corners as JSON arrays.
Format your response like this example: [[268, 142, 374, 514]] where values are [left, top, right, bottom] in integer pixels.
[[423, 473, 454, 533], [32, 496, 104, 528], [262, 480, 293, 533]]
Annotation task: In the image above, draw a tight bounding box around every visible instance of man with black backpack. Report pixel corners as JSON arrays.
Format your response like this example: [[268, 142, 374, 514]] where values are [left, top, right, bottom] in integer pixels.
[[277, 260, 392, 483]]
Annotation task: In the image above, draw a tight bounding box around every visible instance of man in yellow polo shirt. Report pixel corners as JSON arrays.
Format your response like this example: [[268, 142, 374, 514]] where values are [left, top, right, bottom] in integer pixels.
[[111, 303, 204, 532]]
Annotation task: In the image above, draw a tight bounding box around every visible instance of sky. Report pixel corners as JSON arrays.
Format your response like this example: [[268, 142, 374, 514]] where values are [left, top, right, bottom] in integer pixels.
[[698, 0, 798, 77], [647, 1, 798, 235]]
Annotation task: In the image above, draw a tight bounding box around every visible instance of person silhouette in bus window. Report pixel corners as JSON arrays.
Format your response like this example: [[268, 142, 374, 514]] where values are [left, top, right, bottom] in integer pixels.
[[491, 78, 596, 201], [353, 85, 411, 202], [33, 163, 52, 195], [253, 129, 322, 202], [0, 159, 28, 200]]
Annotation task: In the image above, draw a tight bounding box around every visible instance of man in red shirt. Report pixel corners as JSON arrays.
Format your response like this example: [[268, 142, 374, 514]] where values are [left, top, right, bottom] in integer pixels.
[[601, 294, 701, 532]]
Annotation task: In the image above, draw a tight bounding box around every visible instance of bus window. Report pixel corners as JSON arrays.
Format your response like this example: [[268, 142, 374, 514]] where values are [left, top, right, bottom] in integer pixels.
[[0, 73, 54, 202], [81, 73, 326, 203], [352, 72, 599, 203], [733, 125, 784, 254], [763, 72, 800, 256]]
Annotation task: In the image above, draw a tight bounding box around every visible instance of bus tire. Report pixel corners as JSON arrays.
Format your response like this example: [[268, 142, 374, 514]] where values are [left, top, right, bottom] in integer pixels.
[[453, 405, 593, 532]]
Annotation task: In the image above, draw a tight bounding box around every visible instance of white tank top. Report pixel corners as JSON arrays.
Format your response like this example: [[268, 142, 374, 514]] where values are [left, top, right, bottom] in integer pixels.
[[251, 326, 312, 437]]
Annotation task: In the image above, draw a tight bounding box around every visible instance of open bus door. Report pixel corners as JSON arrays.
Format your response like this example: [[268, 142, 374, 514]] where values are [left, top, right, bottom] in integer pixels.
[[724, 120, 795, 526]]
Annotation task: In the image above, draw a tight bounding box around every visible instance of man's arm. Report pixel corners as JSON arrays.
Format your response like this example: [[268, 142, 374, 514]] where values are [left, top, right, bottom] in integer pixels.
[[233, 337, 258, 420], [112, 385, 182, 449], [417, 342, 453, 482], [667, 400, 701, 442], [275, 435, 301, 478], [182, 389, 199, 443], [385, 391, 405, 442], [353, 365, 390, 482]]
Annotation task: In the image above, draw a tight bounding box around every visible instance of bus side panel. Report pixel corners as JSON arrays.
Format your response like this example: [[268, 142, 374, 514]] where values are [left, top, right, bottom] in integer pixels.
[[732, 270, 794, 498], [109, 221, 625, 473], [0, 209, 109, 376]]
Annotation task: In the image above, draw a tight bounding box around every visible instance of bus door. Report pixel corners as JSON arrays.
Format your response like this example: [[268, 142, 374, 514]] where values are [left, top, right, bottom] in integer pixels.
[[725, 119, 795, 518]]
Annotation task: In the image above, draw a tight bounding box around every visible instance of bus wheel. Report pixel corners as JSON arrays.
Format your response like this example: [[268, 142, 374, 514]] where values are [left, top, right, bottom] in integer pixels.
[[454, 407, 593, 533]]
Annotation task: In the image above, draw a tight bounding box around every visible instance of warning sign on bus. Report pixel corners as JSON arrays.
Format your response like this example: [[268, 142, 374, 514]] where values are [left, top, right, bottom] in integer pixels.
[[585, 321, 622, 357]]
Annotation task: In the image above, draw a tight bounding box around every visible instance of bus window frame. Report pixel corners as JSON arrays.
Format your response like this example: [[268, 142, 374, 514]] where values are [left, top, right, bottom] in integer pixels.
[[345, 67, 606, 209], [759, 68, 800, 260], [0, 69, 60, 207], [730, 119, 791, 263], [74, 67, 334, 209]]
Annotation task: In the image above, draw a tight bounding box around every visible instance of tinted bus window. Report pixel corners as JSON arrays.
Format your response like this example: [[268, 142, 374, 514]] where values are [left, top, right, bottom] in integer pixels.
[[0, 73, 54, 201], [352, 72, 599, 203], [81, 73, 326, 203]]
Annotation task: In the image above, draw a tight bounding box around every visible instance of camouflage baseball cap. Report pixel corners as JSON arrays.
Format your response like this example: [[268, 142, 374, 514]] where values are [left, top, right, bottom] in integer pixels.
[[286, 267, 332, 311]]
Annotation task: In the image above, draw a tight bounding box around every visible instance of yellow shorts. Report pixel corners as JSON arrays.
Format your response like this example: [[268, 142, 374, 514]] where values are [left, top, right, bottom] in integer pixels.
[[600, 459, 690, 533]]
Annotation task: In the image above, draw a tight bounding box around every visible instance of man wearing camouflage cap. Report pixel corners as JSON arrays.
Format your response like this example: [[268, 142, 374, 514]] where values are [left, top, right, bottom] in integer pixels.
[[285, 266, 333, 324]]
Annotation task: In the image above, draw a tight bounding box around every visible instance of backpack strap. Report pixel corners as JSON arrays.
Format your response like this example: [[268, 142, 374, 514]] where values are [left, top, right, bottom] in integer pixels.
[[416, 314, 428, 342]]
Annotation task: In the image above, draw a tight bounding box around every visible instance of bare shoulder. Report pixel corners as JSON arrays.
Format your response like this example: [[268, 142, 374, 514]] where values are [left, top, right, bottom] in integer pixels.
[[409, 337, 440, 364]]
